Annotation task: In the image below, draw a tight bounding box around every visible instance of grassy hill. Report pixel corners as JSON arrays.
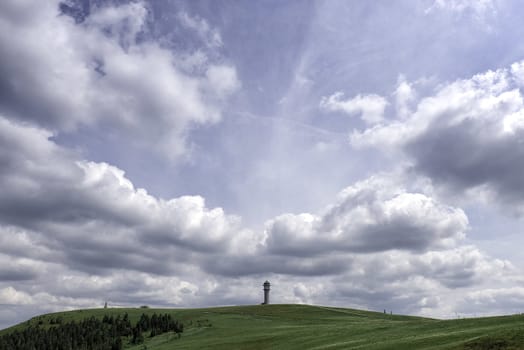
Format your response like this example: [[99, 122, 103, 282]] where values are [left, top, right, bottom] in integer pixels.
[[2, 304, 524, 349]]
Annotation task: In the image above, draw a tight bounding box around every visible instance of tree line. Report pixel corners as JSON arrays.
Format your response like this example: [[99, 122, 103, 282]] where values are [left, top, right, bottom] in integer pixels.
[[0, 312, 183, 350]]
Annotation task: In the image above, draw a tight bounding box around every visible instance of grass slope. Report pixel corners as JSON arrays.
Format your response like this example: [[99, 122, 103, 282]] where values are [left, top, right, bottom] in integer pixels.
[[3, 304, 524, 349]]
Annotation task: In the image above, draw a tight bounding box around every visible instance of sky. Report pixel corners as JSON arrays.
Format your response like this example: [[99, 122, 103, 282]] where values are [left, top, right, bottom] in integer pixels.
[[1, 0, 524, 329]]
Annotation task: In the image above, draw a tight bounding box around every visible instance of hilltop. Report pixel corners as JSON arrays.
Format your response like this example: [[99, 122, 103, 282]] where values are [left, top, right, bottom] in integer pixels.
[[2, 304, 524, 349]]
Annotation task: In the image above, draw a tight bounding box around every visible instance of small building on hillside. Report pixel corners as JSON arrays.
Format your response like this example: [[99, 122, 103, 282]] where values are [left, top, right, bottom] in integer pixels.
[[262, 280, 270, 304]]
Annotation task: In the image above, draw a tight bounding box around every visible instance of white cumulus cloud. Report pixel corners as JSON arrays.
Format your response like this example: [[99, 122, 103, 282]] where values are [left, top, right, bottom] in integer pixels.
[[351, 61, 524, 212], [0, 0, 239, 159], [264, 175, 468, 255], [320, 92, 388, 125]]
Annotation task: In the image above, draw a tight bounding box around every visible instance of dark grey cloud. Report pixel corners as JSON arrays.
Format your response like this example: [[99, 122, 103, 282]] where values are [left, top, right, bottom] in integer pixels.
[[202, 253, 350, 277], [0, 226, 54, 262], [406, 117, 524, 207], [0, 266, 37, 282]]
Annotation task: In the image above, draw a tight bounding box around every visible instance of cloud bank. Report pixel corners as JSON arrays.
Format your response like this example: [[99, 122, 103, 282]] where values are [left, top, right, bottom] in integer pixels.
[[0, 114, 514, 327]]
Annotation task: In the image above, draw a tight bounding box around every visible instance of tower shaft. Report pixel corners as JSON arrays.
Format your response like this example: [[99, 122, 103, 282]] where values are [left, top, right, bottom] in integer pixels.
[[263, 281, 270, 305]]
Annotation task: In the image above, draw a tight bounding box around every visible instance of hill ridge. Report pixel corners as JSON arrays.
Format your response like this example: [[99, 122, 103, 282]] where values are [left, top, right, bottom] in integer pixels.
[[3, 304, 524, 349]]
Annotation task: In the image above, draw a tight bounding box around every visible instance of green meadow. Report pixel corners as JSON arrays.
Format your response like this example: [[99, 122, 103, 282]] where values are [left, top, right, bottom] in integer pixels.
[[3, 304, 524, 349]]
